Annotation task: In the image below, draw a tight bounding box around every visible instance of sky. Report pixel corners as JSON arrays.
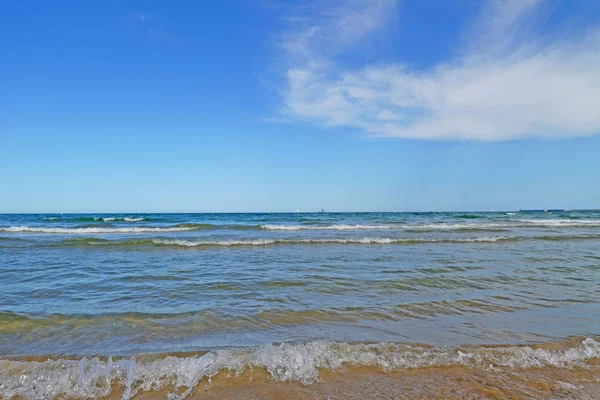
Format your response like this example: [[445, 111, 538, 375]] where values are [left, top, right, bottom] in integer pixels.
[[1, 0, 600, 212]]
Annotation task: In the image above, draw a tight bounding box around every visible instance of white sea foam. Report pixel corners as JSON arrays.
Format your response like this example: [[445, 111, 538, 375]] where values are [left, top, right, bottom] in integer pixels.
[[95, 217, 145, 222], [0, 226, 195, 234], [259, 223, 508, 231], [402, 220, 600, 230], [152, 238, 277, 247], [262, 219, 600, 231], [261, 223, 509, 231], [150, 237, 511, 247], [124, 217, 145, 222], [42, 217, 145, 222], [402, 223, 510, 231], [261, 224, 397, 230], [1, 339, 598, 400], [514, 219, 600, 227]]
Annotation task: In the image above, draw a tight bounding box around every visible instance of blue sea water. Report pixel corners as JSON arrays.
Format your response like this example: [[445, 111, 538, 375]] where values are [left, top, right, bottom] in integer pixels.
[[1, 211, 600, 397]]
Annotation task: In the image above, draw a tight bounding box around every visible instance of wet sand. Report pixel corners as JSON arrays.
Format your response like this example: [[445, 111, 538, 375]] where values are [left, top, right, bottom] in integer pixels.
[[93, 363, 600, 399], [5, 341, 600, 399]]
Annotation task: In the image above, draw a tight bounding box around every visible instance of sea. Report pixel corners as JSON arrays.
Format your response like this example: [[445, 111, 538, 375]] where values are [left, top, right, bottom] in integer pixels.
[[1, 211, 599, 399]]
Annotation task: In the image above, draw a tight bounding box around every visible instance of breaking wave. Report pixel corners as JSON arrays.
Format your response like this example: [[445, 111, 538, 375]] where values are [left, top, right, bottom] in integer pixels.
[[514, 219, 600, 227], [261, 219, 600, 231], [43, 216, 147, 222], [402, 219, 600, 231], [14, 219, 600, 234], [56, 236, 514, 248], [151, 237, 513, 246], [0, 226, 197, 234], [123, 217, 145, 222], [1, 338, 598, 399], [261, 224, 398, 230]]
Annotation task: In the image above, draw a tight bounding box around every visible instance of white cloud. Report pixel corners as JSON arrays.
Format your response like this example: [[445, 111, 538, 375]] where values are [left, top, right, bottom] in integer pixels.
[[276, 0, 600, 140]]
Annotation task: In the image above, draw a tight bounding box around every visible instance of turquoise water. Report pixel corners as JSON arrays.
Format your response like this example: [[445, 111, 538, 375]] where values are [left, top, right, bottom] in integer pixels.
[[1, 211, 599, 358]]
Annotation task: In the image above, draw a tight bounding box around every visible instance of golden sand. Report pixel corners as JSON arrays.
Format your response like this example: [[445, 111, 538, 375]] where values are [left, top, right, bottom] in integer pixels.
[[89, 364, 600, 399], [4, 338, 600, 399]]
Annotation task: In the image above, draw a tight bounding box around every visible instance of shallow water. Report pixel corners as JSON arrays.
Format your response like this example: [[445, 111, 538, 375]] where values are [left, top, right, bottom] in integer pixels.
[[1, 211, 600, 398]]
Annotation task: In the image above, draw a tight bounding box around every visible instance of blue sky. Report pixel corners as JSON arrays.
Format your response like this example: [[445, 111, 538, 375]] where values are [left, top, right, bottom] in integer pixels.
[[2, 0, 600, 212]]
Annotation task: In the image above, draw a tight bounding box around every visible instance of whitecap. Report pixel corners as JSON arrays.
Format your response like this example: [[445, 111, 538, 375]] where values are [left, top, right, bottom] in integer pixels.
[[0, 226, 196, 234], [150, 237, 512, 247], [261, 224, 396, 230]]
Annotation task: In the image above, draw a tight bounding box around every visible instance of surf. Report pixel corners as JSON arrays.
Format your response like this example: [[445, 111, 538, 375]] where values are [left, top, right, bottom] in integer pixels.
[[2, 338, 598, 400]]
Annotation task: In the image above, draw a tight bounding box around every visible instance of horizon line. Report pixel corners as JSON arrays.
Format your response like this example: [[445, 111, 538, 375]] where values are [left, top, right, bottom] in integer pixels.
[[1, 209, 598, 215]]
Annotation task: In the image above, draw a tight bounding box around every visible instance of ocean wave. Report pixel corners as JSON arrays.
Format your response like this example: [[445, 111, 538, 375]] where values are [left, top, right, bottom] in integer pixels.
[[123, 217, 144, 222], [402, 223, 511, 231], [1, 338, 598, 399], [263, 219, 600, 231], [42, 216, 148, 222], [54, 234, 600, 247], [261, 224, 397, 230], [534, 234, 600, 241], [154, 237, 513, 246], [514, 219, 600, 227], [26, 219, 600, 233], [402, 220, 600, 231], [42, 216, 147, 222], [260, 223, 512, 231], [57, 236, 514, 248], [91, 216, 147, 222], [456, 214, 482, 219], [0, 226, 197, 234]]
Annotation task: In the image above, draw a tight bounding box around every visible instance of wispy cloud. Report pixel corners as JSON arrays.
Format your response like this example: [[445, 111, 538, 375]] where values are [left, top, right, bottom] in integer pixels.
[[274, 0, 600, 140]]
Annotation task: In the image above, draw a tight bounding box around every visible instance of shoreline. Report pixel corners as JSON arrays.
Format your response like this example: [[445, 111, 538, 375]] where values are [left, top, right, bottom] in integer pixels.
[[2, 337, 599, 399], [4, 360, 600, 399]]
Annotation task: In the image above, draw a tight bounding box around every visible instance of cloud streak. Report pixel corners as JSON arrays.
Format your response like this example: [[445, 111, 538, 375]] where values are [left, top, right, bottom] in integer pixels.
[[276, 0, 600, 140]]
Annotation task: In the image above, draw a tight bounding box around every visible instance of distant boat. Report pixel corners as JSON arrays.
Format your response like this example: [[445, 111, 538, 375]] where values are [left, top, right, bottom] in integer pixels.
[[320, 209, 326, 213], [296, 209, 300, 213]]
